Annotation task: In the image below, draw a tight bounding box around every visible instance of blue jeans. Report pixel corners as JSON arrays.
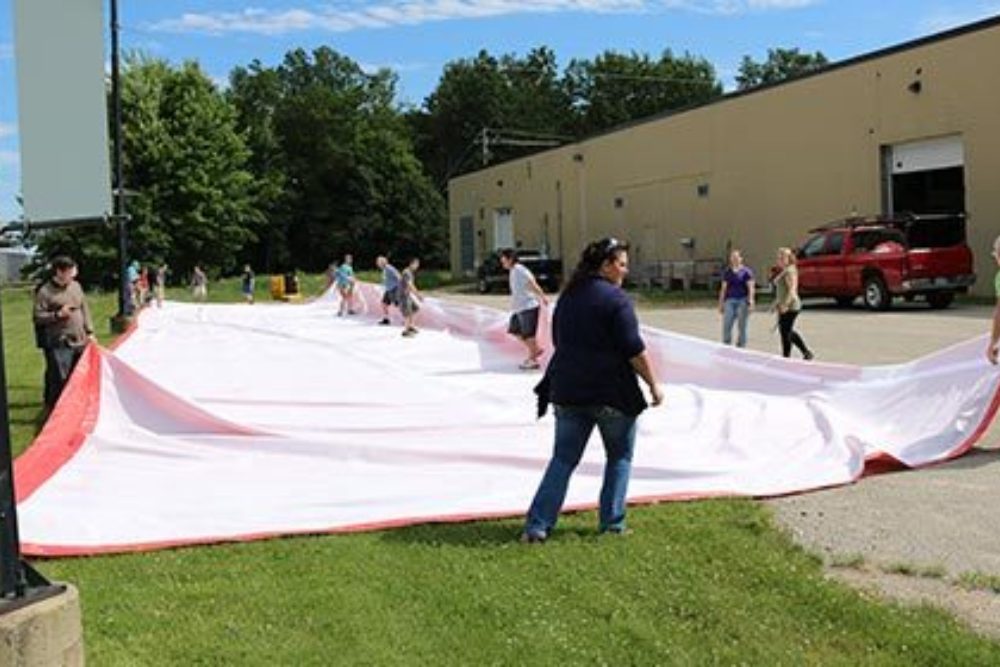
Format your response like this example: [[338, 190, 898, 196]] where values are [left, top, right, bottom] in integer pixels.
[[524, 405, 638, 537], [722, 297, 749, 347]]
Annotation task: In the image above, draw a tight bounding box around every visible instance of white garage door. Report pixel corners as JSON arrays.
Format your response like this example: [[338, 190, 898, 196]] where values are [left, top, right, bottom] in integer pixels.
[[891, 135, 964, 174]]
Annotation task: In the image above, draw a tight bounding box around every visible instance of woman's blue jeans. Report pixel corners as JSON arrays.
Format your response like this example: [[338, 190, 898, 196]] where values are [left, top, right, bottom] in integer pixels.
[[524, 405, 638, 538], [722, 297, 749, 347]]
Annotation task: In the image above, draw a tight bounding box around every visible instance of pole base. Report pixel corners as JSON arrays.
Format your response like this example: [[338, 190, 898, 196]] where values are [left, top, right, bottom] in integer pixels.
[[0, 583, 82, 665]]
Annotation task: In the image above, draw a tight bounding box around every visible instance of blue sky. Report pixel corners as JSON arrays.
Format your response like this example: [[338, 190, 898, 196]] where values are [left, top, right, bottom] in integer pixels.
[[1, 0, 999, 222]]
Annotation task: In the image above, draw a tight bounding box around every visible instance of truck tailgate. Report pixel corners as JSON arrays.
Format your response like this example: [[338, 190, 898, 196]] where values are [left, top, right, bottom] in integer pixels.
[[906, 245, 973, 278]]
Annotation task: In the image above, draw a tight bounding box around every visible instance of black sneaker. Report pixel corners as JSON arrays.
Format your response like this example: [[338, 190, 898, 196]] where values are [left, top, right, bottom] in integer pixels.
[[378, 318, 390, 326], [804, 351, 814, 361]]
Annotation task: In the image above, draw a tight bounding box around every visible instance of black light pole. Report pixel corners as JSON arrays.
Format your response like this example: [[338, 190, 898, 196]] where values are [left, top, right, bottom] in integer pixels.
[[0, 0, 130, 610], [110, 0, 131, 326], [0, 227, 63, 609], [0, 284, 27, 599], [0, 218, 117, 611]]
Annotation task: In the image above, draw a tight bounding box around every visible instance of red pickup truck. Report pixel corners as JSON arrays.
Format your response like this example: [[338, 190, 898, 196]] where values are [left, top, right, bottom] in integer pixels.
[[794, 214, 975, 310]]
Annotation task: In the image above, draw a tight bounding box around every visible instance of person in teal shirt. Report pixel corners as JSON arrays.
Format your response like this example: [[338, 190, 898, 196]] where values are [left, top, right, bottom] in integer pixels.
[[335, 254, 356, 317]]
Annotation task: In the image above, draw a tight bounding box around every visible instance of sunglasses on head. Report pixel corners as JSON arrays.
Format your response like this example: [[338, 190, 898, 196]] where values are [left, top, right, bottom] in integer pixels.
[[596, 237, 627, 258]]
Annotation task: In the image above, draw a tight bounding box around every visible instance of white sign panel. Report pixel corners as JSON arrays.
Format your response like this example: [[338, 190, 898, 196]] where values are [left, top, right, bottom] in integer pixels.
[[14, 0, 111, 222]]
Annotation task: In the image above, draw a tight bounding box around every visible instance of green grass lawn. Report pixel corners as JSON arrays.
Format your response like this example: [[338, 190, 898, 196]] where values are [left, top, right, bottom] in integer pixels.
[[5, 278, 999, 665]]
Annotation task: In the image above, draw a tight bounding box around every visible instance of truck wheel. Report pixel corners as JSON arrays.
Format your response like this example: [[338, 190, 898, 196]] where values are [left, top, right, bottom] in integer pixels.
[[863, 276, 891, 311], [927, 291, 954, 309], [476, 277, 491, 294], [835, 296, 854, 308]]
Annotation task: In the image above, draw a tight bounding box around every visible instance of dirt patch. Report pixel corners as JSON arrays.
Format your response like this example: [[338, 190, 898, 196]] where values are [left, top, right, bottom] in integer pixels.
[[768, 445, 1000, 638], [828, 567, 1000, 639]]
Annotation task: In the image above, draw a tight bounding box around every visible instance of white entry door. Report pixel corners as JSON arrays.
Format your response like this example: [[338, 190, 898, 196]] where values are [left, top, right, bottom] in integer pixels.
[[493, 208, 514, 250]]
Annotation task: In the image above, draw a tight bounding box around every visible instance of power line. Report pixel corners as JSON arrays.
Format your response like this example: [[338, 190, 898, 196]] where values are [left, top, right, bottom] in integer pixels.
[[477, 127, 568, 166], [589, 72, 719, 86]]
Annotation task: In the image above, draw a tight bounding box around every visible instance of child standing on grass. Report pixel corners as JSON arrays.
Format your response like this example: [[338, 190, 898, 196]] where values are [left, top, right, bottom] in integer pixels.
[[191, 265, 207, 302], [399, 258, 422, 337], [241, 264, 255, 304], [155, 263, 169, 308], [138, 266, 150, 307]]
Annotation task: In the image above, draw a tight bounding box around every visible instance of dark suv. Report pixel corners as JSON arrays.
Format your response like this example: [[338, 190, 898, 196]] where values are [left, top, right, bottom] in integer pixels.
[[476, 251, 563, 294]]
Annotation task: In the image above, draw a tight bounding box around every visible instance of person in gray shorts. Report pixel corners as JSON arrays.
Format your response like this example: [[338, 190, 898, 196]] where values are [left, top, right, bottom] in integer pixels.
[[376, 255, 401, 325], [399, 258, 422, 337], [500, 248, 550, 370]]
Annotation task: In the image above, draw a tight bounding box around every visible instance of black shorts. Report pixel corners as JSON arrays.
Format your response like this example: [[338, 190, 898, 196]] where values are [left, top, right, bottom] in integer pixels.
[[507, 307, 540, 338], [382, 287, 399, 306]]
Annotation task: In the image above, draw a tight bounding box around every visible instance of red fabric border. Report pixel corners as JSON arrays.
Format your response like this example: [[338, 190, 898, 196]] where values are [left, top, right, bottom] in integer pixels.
[[14, 345, 103, 503]]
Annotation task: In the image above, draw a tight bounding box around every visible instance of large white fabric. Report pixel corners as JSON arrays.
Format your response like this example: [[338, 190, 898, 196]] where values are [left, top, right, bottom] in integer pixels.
[[14, 285, 1000, 556]]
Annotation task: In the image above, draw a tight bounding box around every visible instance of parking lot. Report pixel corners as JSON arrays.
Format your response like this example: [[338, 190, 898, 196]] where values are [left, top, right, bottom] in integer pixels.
[[437, 289, 992, 363]]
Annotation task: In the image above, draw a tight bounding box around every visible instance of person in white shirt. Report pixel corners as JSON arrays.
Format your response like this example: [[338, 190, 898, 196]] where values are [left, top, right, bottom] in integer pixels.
[[500, 248, 550, 370]]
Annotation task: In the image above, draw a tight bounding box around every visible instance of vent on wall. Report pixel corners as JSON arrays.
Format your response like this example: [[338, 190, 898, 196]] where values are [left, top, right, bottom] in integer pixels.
[[614, 197, 624, 209], [697, 183, 710, 198]]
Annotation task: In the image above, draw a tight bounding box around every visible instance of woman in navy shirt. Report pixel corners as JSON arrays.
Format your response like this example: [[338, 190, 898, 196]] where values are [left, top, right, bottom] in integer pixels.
[[522, 238, 663, 543]]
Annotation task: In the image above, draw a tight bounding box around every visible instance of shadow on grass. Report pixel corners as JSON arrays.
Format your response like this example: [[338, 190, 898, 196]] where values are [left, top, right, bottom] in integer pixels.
[[377, 515, 604, 549], [377, 519, 523, 548]]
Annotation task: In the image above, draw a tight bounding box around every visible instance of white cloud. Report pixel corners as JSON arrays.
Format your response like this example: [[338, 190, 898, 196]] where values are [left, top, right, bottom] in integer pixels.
[[0, 150, 19, 166], [747, 0, 816, 8], [150, 0, 815, 35], [0, 43, 12, 60], [659, 0, 818, 14], [359, 61, 428, 74], [0, 123, 16, 140], [918, 4, 1000, 34]]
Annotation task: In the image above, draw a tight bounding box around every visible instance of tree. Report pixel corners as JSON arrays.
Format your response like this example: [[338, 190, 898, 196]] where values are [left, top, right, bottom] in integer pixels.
[[414, 47, 575, 189], [38, 56, 261, 286], [228, 61, 291, 271], [416, 51, 512, 188], [412, 47, 724, 188], [736, 48, 829, 90], [564, 50, 723, 136], [230, 47, 448, 270]]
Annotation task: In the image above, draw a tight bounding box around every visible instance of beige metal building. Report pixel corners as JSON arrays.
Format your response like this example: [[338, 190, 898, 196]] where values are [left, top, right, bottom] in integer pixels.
[[448, 16, 1000, 295]]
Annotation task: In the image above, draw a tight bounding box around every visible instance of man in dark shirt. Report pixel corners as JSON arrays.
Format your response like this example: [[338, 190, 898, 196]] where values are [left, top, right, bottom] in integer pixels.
[[33, 256, 95, 409]]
